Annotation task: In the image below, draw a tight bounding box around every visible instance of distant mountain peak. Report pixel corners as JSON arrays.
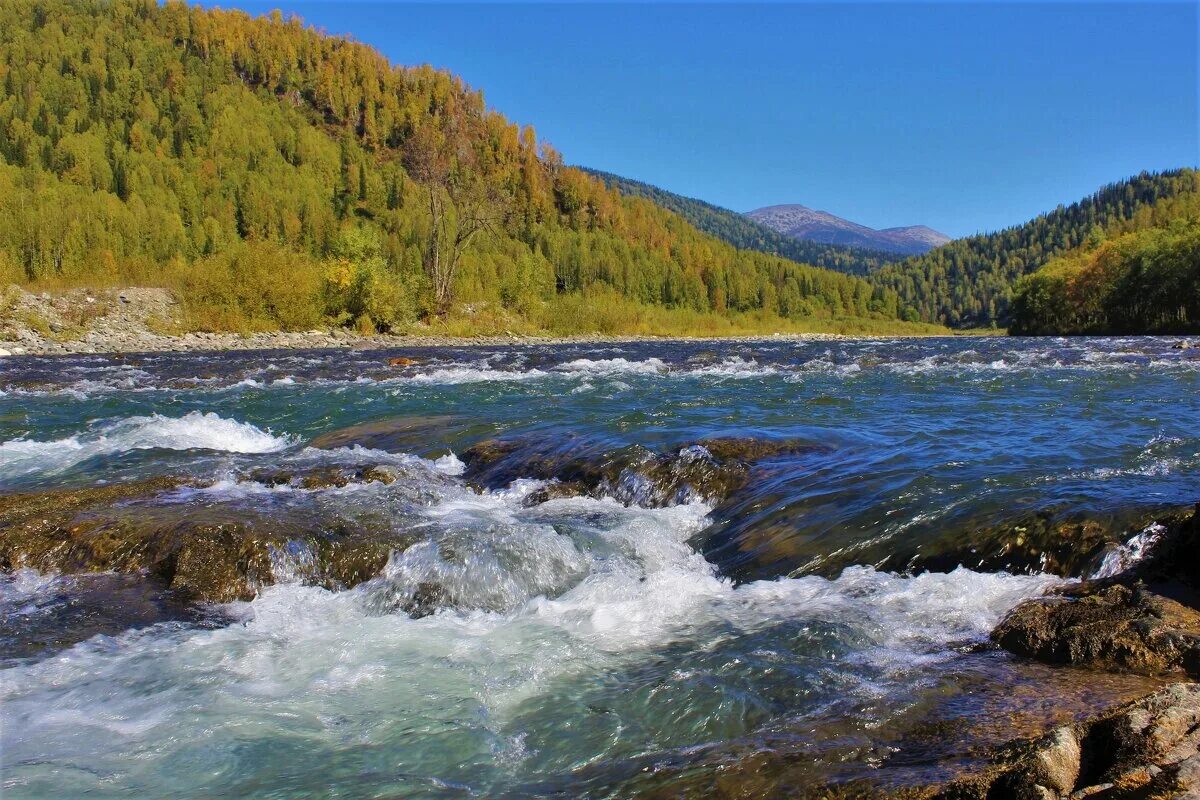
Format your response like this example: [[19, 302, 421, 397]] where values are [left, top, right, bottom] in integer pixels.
[[746, 204, 950, 255]]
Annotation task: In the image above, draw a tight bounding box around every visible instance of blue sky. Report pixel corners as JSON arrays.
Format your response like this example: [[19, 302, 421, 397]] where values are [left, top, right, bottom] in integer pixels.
[[224, 2, 1197, 238]]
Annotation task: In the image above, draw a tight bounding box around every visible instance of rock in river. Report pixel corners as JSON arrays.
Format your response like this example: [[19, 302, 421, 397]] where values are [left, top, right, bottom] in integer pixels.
[[993, 504, 1200, 677], [0, 473, 418, 603]]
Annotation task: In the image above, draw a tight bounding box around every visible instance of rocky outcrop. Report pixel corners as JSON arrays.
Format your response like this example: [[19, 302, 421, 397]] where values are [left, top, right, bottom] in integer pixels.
[[931, 504, 1200, 799], [929, 683, 1200, 799], [993, 505, 1200, 676], [994, 584, 1200, 678], [0, 472, 416, 603], [462, 434, 824, 507]]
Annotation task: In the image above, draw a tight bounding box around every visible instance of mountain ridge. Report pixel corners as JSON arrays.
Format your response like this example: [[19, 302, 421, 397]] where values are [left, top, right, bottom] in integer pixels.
[[582, 168, 904, 276], [746, 204, 951, 255]]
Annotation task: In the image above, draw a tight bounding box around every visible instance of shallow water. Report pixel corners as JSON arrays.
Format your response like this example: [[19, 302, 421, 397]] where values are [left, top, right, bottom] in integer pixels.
[[1, 336, 1197, 797]]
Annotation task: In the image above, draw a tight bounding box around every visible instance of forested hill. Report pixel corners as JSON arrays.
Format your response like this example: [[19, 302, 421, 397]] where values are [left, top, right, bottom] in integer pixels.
[[870, 170, 1200, 328], [1009, 187, 1200, 336], [0, 0, 922, 336], [583, 168, 904, 276]]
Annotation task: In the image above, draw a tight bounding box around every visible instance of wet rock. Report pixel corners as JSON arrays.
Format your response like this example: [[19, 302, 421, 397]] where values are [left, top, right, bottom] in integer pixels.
[[951, 516, 1117, 577], [883, 509, 1157, 579], [993, 584, 1200, 677], [387, 356, 419, 366], [462, 433, 822, 508], [993, 505, 1200, 676], [402, 581, 448, 619], [0, 477, 415, 603], [1032, 726, 1082, 796], [245, 468, 295, 487], [703, 501, 1160, 588], [1119, 503, 1200, 593], [522, 480, 591, 505], [308, 415, 465, 455], [360, 465, 399, 485], [297, 467, 353, 490], [928, 684, 1200, 799], [0, 571, 228, 665], [692, 437, 823, 464], [244, 464, 399, 490]]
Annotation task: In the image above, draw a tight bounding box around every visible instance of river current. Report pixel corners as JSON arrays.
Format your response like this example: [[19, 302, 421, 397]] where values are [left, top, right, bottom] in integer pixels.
[[1, 336, 1197, 797]]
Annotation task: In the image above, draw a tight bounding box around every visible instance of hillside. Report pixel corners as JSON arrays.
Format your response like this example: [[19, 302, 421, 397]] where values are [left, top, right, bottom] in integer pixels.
[[746, 204, 950, 255], [1009, 191, 1200, 335], [869, 169, 1200, 327], [583, 168, 903, 276], [0, 0, 928, 338]]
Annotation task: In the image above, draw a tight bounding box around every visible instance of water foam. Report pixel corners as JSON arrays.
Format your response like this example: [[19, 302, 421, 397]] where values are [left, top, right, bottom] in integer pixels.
[[0, 466, 1060, 796], [555, 357, 667, 376], [1091, 522, 1167, 579], [404, 364, 551, 384], [0, 411, 293, 478]]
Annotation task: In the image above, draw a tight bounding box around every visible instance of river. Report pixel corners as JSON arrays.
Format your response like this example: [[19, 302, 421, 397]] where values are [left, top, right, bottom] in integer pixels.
[[1, 336, 1196, 797]]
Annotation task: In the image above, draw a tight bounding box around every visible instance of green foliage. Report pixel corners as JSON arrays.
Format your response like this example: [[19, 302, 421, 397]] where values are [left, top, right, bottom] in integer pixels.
[[175, 242, 325, 332], [584, 168, 904, 275], [324, 226, 422, 330], [1010, 215, 1200, 335], [0, 0, 918, 334], [871, 170, 1200, 327]]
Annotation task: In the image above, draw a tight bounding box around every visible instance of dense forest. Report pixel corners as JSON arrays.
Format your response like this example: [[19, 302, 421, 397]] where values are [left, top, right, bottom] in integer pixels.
[[0, 0, 924, 336], [583, 168, 903, 276], [870, 170, 1200, 327], [1009, 191, 1200, 335]]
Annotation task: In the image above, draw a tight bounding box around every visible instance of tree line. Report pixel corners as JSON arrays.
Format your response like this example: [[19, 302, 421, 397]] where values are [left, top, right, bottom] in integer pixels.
[[1009, 191, 1200, 335], [869, 170, 1200, 328]]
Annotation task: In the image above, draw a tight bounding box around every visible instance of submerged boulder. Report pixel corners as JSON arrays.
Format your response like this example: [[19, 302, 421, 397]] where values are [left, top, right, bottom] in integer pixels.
[[0, 472, 417, 603], [703, 503, 1160, 587], [0, 570, 228, 665], [308, 414, 466, 454], [462, 433, 823, 508], [899, 511, 1133, 577]]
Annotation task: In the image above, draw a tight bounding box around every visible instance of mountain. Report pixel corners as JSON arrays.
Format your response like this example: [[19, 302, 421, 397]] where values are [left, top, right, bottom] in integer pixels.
[[1009, 187, 1200, 335], [746, 205, 951, 255], [0, 0, 926, 337], [582, 169, 904, 276], [869, 169, 1200, 327]]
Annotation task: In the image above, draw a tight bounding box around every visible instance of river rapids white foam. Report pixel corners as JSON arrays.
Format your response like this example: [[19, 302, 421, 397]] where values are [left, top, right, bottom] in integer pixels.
[[0, 466, 1060, 797], [0, 411, 293, 479]]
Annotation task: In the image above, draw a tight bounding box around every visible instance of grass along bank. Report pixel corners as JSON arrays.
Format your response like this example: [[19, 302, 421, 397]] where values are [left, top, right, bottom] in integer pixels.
[[0, 284, 949, 356]]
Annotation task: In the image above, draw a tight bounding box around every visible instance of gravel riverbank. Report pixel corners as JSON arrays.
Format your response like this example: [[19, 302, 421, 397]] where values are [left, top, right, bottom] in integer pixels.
[[0, 286, 855, 356]]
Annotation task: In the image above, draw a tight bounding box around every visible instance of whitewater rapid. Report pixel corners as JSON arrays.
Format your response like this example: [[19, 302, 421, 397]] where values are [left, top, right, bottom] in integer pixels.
[[0, 411, 293, 479], [0, 470, 1059, 797]]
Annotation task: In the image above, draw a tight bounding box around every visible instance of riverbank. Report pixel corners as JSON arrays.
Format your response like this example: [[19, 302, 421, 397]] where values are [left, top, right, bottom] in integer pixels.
[[0, 285, 960, 357]]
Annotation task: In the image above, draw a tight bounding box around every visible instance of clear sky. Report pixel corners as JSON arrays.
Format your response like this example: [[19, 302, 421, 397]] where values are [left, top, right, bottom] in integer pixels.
[[224, 2, 1197, 238]]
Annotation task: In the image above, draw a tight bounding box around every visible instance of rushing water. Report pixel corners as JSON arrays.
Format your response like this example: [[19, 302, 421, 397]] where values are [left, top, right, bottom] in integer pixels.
[[1, 336, 1197, 797]]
